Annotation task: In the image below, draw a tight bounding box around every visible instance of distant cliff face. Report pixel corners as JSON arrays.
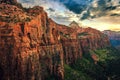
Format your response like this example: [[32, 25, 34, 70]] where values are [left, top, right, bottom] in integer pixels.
[[57, 24, 110, 64], [103, 30, 120, 40], [0, 1, 110, 80], [103, 30, 120, 49]]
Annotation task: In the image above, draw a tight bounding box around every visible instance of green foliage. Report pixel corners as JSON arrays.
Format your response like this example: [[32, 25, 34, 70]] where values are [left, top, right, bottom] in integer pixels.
[[62, 33, 70, 38], [71, 58, 106, 80], [64, 64, 93, 80], [78, 32, 89, 38], [25, 17, 31, 22], [64, 34, 70, 38], [64, 47, 120, 80], [91, 49, 109, 62], [92, 47, 120, 61]]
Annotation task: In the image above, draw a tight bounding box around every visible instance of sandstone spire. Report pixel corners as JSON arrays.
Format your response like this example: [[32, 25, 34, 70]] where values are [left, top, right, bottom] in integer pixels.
[[69, 21, 79, 29]]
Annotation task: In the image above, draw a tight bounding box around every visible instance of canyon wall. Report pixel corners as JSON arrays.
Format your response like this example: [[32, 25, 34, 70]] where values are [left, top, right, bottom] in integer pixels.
[[0, 1, 110, 80], [0, 3, 63, 80], [57, 25, 110, 65]]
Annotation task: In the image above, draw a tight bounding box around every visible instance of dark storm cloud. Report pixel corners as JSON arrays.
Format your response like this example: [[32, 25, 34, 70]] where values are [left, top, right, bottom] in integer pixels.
[[52, 0, 93, 14], [63, 1, 86, 14], [18, 0, 34, 3], [18, 0, 120, 21], [110, 14, 120, 16], [51, 0, 109, 20], [105, 6, 117, 10], [80, 10, 90, 20], [47, 8, 55, 12], [79, 0, 120, 20]]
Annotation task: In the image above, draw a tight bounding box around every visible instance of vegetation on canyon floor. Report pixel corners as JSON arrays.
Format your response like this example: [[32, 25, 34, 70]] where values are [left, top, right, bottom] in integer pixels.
[[64, 47, 120, 80]]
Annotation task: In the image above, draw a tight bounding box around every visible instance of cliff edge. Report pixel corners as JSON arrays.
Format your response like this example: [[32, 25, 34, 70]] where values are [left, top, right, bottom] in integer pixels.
[[0, 1, 110, 80]]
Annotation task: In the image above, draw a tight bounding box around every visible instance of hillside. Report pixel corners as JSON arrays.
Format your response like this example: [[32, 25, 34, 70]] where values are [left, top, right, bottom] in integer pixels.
[[0, 0, 119, 80]]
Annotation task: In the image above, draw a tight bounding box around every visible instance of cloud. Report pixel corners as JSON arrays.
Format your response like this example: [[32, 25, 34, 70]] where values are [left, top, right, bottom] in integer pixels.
[[110, 14, 120, 16], [105, 6, 117, 10], [62, 0, 87, 14], [80, 10, 90, 20], [80, 0, 120, 20], [52, 0, 93, 14], [47, 8, 55, 12], [18, 0, 120, 20], [18, 0, 120, 31]]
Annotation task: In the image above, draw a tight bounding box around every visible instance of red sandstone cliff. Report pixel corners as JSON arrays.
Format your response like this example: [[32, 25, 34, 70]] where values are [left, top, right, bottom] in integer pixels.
[[0, 1, 63, 80], [57, 23, 110, 64], [0, 1, 110, 80]]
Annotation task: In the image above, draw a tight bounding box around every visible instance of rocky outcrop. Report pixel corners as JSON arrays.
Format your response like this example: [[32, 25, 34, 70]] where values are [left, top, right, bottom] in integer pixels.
[[0, 1, 110, 80], [69, 21, 80, 29], [61, 39, 83, 64], [57, 24, 110, 65], [0, 3, 63, 80], [79, 27, 110, 52]]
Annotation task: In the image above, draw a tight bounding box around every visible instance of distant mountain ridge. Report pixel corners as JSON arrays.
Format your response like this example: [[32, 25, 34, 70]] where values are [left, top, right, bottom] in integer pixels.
[[103, 30, 120, 49]]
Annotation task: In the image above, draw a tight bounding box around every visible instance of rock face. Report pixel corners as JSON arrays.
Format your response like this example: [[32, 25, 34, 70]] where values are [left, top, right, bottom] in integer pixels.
[[0, 2, 110, 80], [69, 21, 80, 29], [57, 25, 110, 64], [0, 3, 64, 80]]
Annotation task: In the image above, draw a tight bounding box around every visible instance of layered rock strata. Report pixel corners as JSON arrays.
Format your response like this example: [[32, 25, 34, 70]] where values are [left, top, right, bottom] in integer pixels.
[[0, 1, 110, 80]]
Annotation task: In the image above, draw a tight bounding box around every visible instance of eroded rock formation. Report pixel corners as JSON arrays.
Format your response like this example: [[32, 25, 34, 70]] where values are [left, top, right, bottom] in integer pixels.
[[0, 1, 110, 80], [0, 2, 64, 80]]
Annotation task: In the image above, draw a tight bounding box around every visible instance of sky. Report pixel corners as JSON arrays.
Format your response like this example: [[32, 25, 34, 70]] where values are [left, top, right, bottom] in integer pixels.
[[18, 0, 120, 31]]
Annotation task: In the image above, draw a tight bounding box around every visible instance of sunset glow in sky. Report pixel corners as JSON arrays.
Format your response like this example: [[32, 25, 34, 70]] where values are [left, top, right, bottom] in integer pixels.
[[18, 0, 120, 31]]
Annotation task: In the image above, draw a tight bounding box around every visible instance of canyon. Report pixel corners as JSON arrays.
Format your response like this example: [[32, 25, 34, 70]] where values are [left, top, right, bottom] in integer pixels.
[[0, 0, 111, 80]]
